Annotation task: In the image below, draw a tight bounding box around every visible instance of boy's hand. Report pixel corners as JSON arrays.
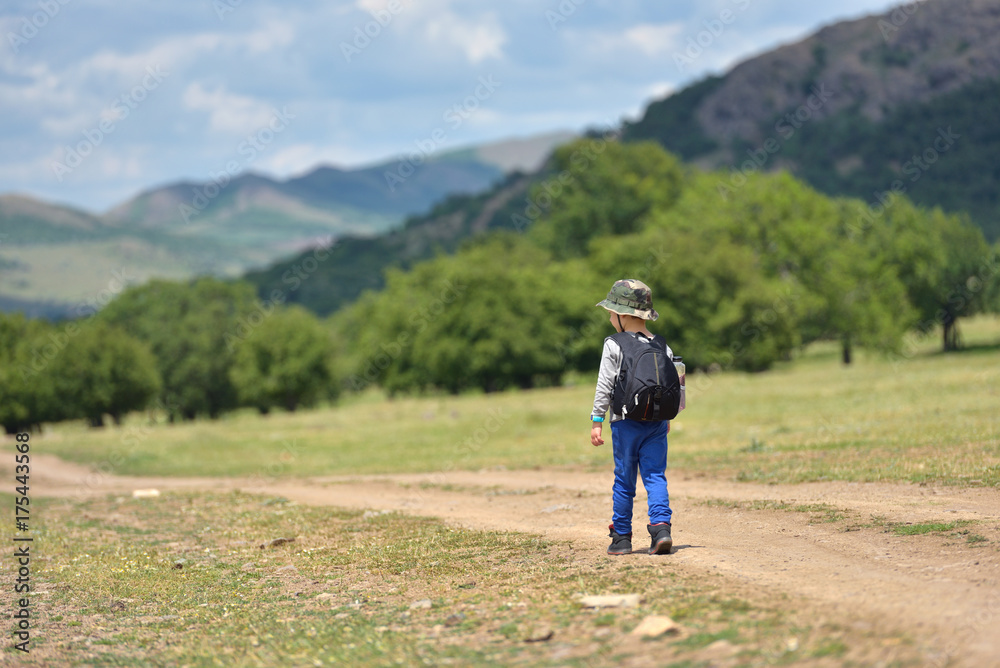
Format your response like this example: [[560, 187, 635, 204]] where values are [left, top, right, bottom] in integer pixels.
[[591, 423, 604, 446]]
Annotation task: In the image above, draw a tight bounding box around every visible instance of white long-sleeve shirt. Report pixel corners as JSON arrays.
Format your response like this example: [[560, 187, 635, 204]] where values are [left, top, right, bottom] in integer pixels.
[[591, 333, 673, 423]]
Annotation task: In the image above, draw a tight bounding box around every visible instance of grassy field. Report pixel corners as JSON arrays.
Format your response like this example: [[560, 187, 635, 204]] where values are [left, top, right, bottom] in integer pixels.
[[9, 318, 998, 666], [8, 490, 924, 667], [36, 316, 1000, 487]]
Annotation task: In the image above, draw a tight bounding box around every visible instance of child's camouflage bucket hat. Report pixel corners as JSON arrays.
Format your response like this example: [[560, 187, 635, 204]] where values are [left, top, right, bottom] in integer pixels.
[[596, 279, 659, 321]]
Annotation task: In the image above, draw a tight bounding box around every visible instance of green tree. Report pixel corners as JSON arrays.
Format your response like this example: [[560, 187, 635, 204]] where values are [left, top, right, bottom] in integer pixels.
[[343, 234, 597, 394], [98, 278, 259, 420], [47, 321, 161, 427], [930, 214, 997, 351], [990, 241, 1000, 315], [0, 314, 57, 433], [847, 194, 996, 352], [591, 228, 803, 372], [663, 171, 915, 363], [529, 139, 684, 258], [815, 231, 915, 364], [230, 305, 337, 413]]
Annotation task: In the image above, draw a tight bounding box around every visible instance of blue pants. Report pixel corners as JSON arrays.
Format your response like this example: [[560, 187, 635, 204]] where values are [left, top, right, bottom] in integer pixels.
[[610, 419, 671, 535]]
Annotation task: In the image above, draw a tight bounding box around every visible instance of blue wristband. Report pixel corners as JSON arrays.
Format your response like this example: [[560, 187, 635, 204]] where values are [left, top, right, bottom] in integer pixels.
[[592, 416, 604, 423]]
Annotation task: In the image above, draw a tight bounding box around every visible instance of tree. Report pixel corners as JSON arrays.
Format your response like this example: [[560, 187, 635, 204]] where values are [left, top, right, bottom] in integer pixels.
[[848, 195, 996, 352], [98, 278, 259, 420], [590, 228, 803, 372], [660, 171, 915, 363], [529, 139, 685, 258], [814, 233, 915, 365], [343, 234, 600, 394], [989, 241, 1000, 316], [47, 322, 161, 427], [0, 314, 57, 433], [230, 305, 337, 413], [933, 216, 996, 351]]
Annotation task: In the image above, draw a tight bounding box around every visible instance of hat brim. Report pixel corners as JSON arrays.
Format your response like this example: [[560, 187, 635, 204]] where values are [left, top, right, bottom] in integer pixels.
[[597, 300, 659, 321]]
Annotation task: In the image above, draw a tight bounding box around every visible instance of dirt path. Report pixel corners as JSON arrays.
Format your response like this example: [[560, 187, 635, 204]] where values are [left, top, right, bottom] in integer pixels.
[[17, 454, 1000, 666]]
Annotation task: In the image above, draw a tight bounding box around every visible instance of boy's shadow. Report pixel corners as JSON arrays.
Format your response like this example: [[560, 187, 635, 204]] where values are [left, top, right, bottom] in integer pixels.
[[669, 544, 703, 553]]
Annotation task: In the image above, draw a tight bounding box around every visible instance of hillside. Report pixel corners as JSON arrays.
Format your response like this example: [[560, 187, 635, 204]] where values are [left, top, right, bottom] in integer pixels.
[[0, 132, 573, 316], [243, 171, 537, 316], [623, 0, 1000, 239], [0, 194, 109, 244], [0, 195, 206, 316]]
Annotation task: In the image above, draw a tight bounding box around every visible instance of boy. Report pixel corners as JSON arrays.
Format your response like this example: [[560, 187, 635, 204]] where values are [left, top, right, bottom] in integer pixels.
[[590, 279, 674, 556]]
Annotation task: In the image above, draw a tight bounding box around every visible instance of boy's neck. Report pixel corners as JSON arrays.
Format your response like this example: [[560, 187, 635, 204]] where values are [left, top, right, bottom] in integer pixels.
[[622, 322, 652, 337]]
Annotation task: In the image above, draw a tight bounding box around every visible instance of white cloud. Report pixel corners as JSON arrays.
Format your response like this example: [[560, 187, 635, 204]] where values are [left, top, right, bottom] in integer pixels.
[[356, 0, 402, 12], [644, 81, 675, 99], [79, 35, 220, 82], [560, 22, 686, 62], [77, 23, 295, 82], [0, 148, 61, 183], [181, 82, 275, 135], [240, 23, 296, 54], [39, 110, 94, 136], [424, 11, 507, 63], [259, 143, 325, 175], [259, 143, 379, 176], [455, 107, 503, 129], [90, 150, 145, 181], [625, 23, 685, 57], [0, 61, 74, 111]]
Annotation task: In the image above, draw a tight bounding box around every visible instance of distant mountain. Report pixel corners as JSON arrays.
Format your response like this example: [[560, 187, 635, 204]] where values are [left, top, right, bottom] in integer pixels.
[[0, 193, 222, 317], [0, 193, 108, 244], [106, 158, 501, 232], [243, 171, 538, 316], [0, 131, 574, 316], [105, 130, 575, 230], [623, 0, 1000, 239]]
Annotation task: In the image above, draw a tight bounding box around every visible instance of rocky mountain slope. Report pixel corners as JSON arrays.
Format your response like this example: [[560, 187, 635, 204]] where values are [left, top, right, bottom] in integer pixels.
[[624, 0, 1000, 238]]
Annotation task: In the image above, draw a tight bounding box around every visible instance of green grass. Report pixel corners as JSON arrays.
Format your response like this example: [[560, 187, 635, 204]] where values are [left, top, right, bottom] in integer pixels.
[[889, 520, 973, 536], [7, 491, 922, 667], [672, 625, 741, 650], [30, 315, 1000, 487], [810, 638, 849, 659], [854, 515, 989, 540]]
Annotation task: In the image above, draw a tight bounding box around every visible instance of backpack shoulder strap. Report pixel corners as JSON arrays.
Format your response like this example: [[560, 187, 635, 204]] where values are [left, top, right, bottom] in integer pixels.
[[609, 331, 640, 349], [611, 331, 663, 353]]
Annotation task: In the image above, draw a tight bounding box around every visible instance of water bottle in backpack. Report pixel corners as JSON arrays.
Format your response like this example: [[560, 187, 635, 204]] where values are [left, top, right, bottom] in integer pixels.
[[673, 356, 685, 412]]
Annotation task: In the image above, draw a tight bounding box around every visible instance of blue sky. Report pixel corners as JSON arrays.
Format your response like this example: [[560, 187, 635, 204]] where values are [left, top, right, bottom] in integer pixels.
[[0, 0, 903, 213]]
